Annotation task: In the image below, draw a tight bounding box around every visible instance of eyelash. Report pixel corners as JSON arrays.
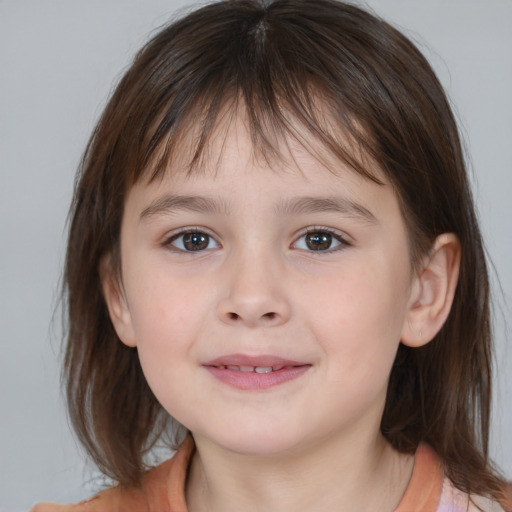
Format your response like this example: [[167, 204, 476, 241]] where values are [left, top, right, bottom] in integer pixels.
[[163, 227, 221, 253], [292, 227, 351, 254], [162, 226, 351, 254]]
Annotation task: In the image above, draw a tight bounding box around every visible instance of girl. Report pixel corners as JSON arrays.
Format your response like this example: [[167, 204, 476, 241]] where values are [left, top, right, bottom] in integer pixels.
[[32, 0, 511, 510]]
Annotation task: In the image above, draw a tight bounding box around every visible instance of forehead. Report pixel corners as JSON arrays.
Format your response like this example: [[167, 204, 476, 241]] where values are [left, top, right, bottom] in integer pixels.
[[139, 101, 385, 190], [125, 110, 395, 229]]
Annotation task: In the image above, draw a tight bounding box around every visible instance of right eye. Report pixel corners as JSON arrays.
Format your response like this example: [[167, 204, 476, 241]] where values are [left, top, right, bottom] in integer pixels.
[[166, 230, 220, 252]]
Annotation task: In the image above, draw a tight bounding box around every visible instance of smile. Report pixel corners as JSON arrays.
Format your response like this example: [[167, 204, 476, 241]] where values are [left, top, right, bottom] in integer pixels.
[[212, 365, 290, 373], [203, 354, 311, 390]]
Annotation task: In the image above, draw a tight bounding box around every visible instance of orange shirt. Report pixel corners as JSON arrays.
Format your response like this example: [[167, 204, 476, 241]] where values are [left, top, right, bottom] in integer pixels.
[[31, 438, 511, 512]]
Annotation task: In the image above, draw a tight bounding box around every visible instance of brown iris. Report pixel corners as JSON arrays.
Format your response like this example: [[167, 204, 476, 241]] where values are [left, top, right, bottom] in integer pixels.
[[183, 232, 210, 251], [305, 232, 332, 251]]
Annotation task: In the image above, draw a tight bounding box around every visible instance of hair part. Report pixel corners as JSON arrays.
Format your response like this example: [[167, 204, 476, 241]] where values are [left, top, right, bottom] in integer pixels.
[[64, 0, 508, 500]]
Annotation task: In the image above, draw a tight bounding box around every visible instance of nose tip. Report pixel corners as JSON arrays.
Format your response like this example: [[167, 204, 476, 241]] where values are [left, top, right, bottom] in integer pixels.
[[218, 294, 291, 328], [217, 250, 291, 328], [225, 310, 280, 325]]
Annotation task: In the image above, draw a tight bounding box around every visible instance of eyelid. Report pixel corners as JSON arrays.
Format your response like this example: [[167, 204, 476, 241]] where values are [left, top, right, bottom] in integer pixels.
[[160, 225, 350, 253], [162, 226, 221, 252], [291, 226, 351, 253]]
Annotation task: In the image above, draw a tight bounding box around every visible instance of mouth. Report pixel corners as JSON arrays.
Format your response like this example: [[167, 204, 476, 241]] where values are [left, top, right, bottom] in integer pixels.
[[203, 354, 311, 390], [209, 364, 294, 373]]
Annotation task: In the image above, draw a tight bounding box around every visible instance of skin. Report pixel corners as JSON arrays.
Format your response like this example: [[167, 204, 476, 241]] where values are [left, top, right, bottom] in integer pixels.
[[103, 114, 460, 512]]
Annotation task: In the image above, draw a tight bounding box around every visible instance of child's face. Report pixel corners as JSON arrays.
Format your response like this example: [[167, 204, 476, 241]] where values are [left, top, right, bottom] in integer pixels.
[[109, 116, 420, 457]]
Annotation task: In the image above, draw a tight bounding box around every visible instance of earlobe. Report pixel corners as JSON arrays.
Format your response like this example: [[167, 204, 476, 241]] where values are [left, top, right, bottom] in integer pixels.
[[401, 233, 461, 348], [100, 258, 138, 348]]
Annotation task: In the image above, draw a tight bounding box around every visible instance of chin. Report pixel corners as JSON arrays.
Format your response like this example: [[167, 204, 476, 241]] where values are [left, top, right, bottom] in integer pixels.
[[226, 438, 301, 457], [198, 421, 309, 457]]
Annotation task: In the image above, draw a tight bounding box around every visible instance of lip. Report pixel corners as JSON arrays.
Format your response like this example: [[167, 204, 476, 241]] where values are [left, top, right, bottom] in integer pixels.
[[203, 353, 312, 391], [204, 354, 307, 368]]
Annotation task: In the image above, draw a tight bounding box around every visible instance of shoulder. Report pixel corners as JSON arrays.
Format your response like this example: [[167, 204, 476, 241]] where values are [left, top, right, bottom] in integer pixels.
[[28, 463, 170, 512], [28, 458, 175, 512], [395, 443, 512, 512], [29, 436, 194, 512], [439, 477, 512, 512], [28, 485, 147, 512]]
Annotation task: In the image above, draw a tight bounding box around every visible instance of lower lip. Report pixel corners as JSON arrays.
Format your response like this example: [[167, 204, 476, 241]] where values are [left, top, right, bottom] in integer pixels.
[[204, 365, 311, 390]]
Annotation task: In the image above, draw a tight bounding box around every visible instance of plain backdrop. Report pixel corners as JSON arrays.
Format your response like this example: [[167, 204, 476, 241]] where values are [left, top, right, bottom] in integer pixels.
[[1, 0, 511, 510]]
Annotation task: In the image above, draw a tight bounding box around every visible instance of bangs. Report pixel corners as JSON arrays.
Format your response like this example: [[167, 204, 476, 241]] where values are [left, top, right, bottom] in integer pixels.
[[137, 79, 383, 186], [117, 2, 386, 186]]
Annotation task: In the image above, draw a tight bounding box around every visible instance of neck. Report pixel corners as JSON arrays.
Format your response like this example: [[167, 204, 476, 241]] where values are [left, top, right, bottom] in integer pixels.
[[186, 430, 414, 512]]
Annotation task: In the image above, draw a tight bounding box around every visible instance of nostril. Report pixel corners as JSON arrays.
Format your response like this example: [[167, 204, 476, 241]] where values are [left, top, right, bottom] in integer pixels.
[[227, 311, 277, 321]]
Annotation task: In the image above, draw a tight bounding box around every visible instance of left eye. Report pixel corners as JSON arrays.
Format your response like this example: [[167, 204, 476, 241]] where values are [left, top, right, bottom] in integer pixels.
[[167, 230, 220, 252], [292, 230, 346, 252]]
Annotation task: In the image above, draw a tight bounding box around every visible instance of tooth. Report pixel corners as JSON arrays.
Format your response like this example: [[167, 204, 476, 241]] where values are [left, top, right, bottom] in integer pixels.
[[255, 366, 273, 374], [227, 365, 239, 371], [240, 365, 255, 372]]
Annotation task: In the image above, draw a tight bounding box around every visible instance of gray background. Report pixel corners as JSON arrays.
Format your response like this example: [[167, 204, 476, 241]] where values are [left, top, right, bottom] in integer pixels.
[[1, 0, 511, 510]]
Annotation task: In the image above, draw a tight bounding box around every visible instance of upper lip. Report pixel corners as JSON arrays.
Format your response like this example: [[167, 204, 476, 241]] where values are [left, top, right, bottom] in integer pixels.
[[203, 354, 309, 368]]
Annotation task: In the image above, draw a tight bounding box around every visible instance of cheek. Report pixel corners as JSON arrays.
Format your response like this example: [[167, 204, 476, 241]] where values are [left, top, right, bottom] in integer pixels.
[[123, 266, 213, 388], [302, 260, 410, 381], [126, 276, 206, 419], [127, 259, 210, 338]]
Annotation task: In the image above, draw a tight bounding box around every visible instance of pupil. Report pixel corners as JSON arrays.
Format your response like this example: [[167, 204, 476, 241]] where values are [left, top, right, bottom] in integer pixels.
[[184, 232, 208, 251], [306, 232, 331, 251]]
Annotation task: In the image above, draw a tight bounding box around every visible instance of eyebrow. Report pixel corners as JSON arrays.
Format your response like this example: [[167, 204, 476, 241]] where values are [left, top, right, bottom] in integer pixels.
[[139, 194, 377, 224], [140, 195, 231, 220], [276, 196, 378, 224]]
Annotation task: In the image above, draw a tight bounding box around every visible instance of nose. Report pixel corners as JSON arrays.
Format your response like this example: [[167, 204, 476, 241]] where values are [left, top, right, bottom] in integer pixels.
[[216, 250, 292, 328]]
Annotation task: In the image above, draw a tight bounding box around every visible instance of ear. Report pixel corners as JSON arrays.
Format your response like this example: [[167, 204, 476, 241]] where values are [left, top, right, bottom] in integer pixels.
[[100, 256, 137, 347], [401, 233, 461, 348]]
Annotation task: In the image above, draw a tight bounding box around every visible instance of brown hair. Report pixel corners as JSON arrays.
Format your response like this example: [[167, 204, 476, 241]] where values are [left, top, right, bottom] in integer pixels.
[[64, 0, 509, 501]]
